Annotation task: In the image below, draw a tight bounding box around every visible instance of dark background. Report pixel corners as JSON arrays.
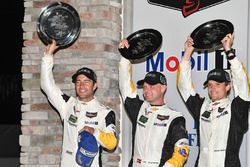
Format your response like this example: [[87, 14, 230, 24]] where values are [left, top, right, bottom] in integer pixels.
[[0, 0, 24, 161], [0, 0, 23, 123]]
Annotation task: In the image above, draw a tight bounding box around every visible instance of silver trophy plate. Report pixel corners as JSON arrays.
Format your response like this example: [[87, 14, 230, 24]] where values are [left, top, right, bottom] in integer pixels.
[[37, 2, 81, 48], [191, 19, 234, 50]]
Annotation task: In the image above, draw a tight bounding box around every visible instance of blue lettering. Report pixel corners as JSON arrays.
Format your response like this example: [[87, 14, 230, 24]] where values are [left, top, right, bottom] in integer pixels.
[[146, 52, 164, 72], [147, 51, 209, 72], [188, 133, 197, 146]]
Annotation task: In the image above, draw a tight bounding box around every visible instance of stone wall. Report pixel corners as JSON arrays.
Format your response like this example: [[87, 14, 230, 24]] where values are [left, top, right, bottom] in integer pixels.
[[20, 0, 122, 166]]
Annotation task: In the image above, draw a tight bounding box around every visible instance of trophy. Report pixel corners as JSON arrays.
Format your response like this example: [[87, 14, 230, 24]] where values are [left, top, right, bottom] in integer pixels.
[[118, 28, 162, 60], [37, 2, 81, 48], [190, 19, 234, 50]]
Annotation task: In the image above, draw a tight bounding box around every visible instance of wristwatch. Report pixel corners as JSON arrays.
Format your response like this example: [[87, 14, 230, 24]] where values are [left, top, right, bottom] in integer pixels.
[[225, 49, 236, 60]]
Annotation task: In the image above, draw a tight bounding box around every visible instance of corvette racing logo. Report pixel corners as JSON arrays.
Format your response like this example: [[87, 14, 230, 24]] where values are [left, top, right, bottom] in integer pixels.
[[147, 0, 230, 17]]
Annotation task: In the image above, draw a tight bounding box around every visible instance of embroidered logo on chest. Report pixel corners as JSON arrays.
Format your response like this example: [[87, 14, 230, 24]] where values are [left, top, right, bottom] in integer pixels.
[[157, 114, 169, 121], [201, 111, 211, 119], [139, 115, 148, 123], [69, 114, 78, 123], [86, 112, 97, 118], [137, 115, 148, 127]]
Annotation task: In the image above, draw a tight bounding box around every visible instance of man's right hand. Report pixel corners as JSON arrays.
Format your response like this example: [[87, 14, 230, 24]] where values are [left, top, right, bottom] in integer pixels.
[[118, 39, 129, 49], [45, 40, 59, 56], [221, 33, 234, 51], [182, 36, 194, 61]]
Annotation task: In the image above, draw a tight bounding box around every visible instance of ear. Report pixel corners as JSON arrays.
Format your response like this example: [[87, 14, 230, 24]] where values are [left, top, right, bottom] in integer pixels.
[[226, 83, 231, 92], [93, 82, 98, 91], [161, 85, 167, 93]]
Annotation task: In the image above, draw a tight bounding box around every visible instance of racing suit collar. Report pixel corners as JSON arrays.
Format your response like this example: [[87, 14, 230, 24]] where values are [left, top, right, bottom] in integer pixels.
[[149, 100, 167, 107], [209, 97, 230, 108], [77, 96, 97, 105], [148, 102, 169, 112]]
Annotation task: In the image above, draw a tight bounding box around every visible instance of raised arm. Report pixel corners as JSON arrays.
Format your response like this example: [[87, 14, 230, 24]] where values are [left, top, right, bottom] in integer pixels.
[[222, 33, 250, 101], [118, 39, 137, 101], [177, 36, 196, 101], [40, 40, 67, 119]]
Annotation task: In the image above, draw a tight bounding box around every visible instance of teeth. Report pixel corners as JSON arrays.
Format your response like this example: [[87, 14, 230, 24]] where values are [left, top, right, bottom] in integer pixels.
[[79, 89, 86, 93]]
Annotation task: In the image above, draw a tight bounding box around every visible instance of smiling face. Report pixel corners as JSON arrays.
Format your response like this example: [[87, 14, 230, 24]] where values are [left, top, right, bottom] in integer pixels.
[[207, 80, 231, 101], [75, 74, 97, 102], [142, 82, 166, 105]]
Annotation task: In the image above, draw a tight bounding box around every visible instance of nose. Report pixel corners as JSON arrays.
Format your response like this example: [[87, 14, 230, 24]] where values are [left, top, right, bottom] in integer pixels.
[[143, 86, 150, 93], [79, 82, 86, 88], [209, 84, 216, 92]]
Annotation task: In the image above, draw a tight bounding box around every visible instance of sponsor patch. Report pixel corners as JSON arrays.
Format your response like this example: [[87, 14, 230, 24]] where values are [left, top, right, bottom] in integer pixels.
[[153, 122, 167, 127], [85, 121, 98, 125], [68, 114, 78, 123], [178, 148, 188, 157], [214, 149, 226, 152], [149, 107, 159, 111], [86, 112, 97, 118], [139, 115, 148, 123], [201, 111, 211, 119], [66, 150, 73, 155], [157, 114, 169, 121], [217, 110, 228, 118], [218, 107, 225, 113], [144, 108, 152, 115], [73, 106, 80, 113]]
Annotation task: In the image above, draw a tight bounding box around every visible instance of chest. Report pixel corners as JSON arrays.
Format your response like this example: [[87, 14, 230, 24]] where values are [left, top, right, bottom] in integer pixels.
[[65, 103, 105, 131], [136, 106, 177, 136]]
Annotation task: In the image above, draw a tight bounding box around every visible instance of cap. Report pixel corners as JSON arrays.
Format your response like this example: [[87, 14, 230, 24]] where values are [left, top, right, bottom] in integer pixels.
[[75, 131, 98, 167], [72, 67, 97, 83], [203, 68, 231, 86], [137, 71, 167, 86]]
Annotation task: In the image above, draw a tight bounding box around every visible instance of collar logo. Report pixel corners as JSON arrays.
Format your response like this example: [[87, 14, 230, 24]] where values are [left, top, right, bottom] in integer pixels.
[[147, 0, 230, 17]]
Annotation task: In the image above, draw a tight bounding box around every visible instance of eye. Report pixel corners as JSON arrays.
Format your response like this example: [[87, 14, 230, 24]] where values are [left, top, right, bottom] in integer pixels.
[[75, 81, 81, 85], [84, 80, 92, 84]]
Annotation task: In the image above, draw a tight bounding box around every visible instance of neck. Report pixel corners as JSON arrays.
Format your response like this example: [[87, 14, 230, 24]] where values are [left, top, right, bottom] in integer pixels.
[[149, 99, 165, 106], [78, 96, 94, 102]]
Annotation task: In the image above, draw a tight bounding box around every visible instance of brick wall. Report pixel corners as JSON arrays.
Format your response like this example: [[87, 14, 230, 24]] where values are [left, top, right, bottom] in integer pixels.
[[20, 0, 122, 166]]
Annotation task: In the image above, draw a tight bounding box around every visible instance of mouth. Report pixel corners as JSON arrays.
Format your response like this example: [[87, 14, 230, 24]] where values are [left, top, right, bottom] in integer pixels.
[[79, 88, 87, 93]]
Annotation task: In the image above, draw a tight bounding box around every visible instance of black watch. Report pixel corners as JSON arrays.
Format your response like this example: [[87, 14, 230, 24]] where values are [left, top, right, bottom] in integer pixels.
[[225, 49, 236, 60]]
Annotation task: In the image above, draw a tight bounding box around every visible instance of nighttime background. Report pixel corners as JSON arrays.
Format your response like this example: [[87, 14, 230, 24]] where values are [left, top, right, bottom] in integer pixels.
[[0, 0, 24, 164]]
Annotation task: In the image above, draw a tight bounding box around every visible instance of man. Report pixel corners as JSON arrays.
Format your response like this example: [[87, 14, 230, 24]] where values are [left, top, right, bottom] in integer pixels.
[[40, 40, 118, 167], [177, 33, 250, 167], [119, 39, 189, 167]]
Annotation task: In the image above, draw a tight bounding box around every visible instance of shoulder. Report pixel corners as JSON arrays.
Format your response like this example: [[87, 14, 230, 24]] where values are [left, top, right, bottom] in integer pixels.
[[165, 105, 184, 116], [159, 106, 185, 122], [96, 100, 115, 113]]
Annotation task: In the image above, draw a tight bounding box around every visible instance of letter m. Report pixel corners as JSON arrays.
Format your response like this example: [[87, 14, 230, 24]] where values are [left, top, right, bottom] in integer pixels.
[[146, 52, 164, 72]]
